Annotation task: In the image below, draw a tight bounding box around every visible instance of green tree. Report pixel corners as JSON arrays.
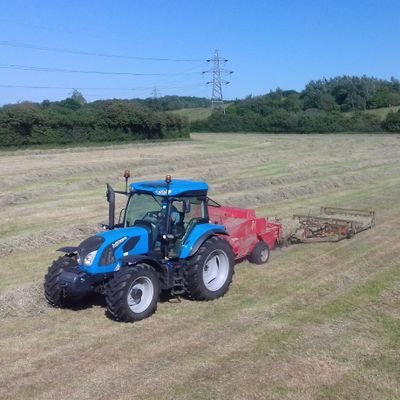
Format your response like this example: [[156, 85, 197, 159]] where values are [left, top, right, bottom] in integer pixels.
[[71, 89, 87, 106], [382, 110, 400, 132]]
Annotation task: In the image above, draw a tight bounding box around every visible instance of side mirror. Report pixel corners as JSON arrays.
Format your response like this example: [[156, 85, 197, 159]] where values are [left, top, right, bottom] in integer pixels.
[[106, 184, 115, 230], [106, 183, 114, 202]]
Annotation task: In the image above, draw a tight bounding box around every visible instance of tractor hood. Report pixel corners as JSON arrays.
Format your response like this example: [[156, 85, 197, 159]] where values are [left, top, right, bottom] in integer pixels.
[[77, 227, 149, 274]]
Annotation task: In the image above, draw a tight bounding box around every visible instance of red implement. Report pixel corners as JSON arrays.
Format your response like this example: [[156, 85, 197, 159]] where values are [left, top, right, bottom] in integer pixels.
[[208, 205, 282, 261]]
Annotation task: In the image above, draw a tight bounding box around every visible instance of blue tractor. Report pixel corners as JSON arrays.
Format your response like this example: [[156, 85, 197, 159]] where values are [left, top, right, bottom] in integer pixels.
[[44, 174, 234, 322]]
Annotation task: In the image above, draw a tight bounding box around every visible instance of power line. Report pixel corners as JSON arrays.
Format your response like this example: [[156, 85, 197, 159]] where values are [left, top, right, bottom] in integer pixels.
[[83, 83, 209, 99], [0, 84, 151, 91], [0, 40, 203, 62], [0, 63, 202, 77], [0, 83, 206, 92]]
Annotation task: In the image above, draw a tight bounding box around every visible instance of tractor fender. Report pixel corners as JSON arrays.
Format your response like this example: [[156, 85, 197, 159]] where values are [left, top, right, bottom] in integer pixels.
[[57, 246, 78, 255], [180, 224, 228, 259]]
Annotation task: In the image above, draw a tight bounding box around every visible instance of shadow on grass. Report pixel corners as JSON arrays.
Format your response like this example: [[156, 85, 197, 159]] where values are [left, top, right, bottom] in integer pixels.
[[60, 289, 187, 321], [63, 292, 107, 311]]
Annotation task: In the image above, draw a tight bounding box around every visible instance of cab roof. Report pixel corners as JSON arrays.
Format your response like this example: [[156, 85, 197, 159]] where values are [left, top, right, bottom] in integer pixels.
[[130, 179, 208, 197]]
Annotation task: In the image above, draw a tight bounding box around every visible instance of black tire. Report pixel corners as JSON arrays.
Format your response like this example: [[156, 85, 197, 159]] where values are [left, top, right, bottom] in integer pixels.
[[44, 256, 77, 307], [105, 264, 160, 322], [184, 236, 235, 300], [249, 241, 270, 265]]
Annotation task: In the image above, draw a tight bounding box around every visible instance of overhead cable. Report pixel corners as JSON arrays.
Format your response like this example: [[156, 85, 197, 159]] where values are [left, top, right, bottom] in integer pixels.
[[0, 40, 203, 62], [0, 63, 201, 76]]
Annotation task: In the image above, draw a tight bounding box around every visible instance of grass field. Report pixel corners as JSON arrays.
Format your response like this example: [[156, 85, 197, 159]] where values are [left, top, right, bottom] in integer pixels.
[[171, 107, 213, 122], [365, 105, 400, 119], [345, 105, 400, 120], [1, 133, 399, 400], [172, 105, 400, 124]]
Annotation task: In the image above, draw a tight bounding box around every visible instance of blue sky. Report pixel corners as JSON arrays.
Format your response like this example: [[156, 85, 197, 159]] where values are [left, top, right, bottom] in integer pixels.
[[0, 0, 399, 105]]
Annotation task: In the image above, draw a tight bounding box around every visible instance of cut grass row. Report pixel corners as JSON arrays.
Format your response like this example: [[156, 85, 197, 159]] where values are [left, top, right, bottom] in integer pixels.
[[1, 133, 400, 399]]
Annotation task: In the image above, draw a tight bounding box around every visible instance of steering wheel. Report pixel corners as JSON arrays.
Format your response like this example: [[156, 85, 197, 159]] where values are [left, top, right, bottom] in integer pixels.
[[143, 210, 161, 224]]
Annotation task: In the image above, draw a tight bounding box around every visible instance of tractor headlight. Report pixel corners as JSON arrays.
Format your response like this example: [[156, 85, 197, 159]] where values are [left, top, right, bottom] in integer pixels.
[[99, 245, 116, 266], [83, 250, 98, 266], [77, 235, 104, 267]]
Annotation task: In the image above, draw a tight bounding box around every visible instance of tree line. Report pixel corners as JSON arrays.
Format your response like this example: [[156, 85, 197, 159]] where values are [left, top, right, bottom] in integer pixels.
[[0, 92, 190, 147], [139, 95, 210, 111], [2, 75, 400, 147], [192, 76, 400, 133]]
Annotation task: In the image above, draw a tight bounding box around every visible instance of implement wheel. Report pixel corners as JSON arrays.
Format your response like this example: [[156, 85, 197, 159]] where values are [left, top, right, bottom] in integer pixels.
[[184, 236, 234, 300], [249, 241, 270, 265], [106, 264, 159, 322]]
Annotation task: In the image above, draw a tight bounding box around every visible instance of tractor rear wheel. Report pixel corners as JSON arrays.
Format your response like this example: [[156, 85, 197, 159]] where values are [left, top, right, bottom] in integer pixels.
[[249, 241, 270, 264], [44, 256, 77, 307], [105, 264, 159, 322], [184, 236, 234, 300]]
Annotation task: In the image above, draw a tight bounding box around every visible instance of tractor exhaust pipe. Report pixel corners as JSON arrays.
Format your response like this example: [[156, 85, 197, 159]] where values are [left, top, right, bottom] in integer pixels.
[[106, 184, 115, 230]]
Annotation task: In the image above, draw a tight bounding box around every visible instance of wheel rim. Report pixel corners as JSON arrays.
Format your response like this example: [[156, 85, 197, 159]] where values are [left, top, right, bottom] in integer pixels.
[[203, 249, 230, 291], [127, 276, 154, 313], [260, 247, 269, 262]]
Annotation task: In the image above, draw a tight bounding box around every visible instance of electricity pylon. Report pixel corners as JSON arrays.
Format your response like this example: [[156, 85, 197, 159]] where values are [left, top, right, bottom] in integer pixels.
[[203, 49, 233, 113]]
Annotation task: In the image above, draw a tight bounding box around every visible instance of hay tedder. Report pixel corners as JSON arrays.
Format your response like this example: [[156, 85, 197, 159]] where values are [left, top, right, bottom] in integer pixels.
[[289, 207, 375, 243]]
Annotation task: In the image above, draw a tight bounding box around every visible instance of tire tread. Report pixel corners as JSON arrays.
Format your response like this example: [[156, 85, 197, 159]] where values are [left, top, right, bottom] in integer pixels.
[[105, 264, 159, 322], [184, 236, 234, 301]]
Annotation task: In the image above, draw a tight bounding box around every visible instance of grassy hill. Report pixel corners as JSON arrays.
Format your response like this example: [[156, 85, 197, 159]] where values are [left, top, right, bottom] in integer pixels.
[[170, 106, 213, 122], [364, 105, 400, 119], [344, 105, 400, 119]]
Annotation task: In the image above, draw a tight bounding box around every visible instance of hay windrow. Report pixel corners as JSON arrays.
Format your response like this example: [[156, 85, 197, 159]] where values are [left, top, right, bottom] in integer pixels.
[[0, 183, 83, 207], [0, 283, 49, 318], [0, 224, 99, 257], [1, 134, 400, 400], [218, 166, 398, 211]]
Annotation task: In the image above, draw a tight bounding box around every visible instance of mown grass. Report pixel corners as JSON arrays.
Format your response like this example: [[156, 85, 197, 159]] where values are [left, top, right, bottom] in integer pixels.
[[0, 136, 192, 153], [290, 264, 400, 325], [1, 133, 400, 400]]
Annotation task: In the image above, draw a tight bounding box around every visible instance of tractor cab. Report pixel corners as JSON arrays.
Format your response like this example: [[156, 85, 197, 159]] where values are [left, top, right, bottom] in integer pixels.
[[106, 175, 212, 259], [123, 177, 210, 257]]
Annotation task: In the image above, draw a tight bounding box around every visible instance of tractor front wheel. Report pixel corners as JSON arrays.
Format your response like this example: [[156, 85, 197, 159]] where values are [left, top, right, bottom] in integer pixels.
[[44, 256, 77, 307], [249, 241, 270, 264], [105, 264, 159, 322], [184, 236, 234, 300]]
